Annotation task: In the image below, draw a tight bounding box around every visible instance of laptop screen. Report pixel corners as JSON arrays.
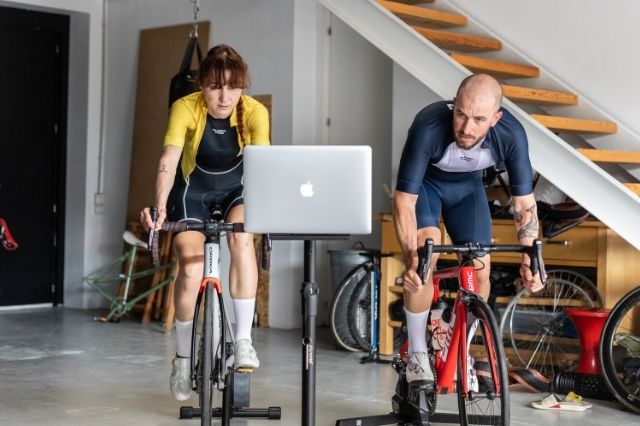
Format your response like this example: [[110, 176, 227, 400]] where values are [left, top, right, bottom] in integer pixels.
[[243, 145, 372, 235]]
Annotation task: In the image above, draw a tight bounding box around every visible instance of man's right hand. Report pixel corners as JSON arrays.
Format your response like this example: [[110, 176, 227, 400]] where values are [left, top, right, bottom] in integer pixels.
[[402, 253, 424, 293], [140, 206, 166, 232]]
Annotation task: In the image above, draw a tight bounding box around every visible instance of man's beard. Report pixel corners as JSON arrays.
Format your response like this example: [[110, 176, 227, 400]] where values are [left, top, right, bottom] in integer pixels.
[[454, 134, 482, 150]]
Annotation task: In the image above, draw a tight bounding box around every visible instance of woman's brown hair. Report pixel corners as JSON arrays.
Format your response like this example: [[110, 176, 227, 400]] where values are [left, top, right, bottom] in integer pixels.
[[198, 44, 250, 143]]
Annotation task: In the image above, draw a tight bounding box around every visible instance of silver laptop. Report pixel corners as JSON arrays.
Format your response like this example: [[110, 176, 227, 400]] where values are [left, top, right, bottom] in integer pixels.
[[243, 145, 372, 235]]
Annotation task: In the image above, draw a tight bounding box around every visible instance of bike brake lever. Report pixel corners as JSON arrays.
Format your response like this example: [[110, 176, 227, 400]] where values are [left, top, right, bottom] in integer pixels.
[[417, 239, 434, 284], [148, 206, 158, 250]]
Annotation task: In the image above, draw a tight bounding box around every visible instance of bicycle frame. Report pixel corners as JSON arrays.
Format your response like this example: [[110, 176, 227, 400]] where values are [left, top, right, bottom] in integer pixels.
[[82, 239, 175, 321], [432, 263, 498, 395], [190, 230, 229, 385]]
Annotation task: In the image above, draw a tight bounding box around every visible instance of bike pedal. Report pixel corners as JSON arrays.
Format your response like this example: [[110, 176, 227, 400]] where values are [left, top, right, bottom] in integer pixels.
[[235, 366, 253, 374]]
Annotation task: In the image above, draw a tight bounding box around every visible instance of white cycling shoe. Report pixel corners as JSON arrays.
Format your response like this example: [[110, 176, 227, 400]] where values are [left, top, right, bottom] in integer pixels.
[[406, 352, 435, 384], [170, 356, 192, 401], [235, 339, 260, 370]]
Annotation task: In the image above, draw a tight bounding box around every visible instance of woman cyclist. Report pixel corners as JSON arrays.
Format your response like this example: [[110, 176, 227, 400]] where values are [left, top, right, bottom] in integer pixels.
[[140, 44, 269, 401]]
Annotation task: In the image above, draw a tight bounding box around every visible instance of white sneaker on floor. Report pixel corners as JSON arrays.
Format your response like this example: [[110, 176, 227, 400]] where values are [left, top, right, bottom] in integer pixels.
[[170, 356, 192, 401], [406, 352, 434, 383], [235, 339, 260, 370]]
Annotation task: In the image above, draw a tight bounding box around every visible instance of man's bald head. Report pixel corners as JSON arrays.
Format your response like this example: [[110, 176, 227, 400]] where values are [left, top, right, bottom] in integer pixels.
[[456, 73, 503, 113], [451, 73, 504, 149]]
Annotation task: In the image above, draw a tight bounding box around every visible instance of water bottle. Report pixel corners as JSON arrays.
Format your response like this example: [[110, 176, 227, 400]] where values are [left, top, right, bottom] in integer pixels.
[[429, 299, 449, 351]]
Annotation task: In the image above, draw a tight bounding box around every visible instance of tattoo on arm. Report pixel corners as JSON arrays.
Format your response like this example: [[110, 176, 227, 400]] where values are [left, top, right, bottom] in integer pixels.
[[515, 204, 539, 240], [158, 163, 169, 174]]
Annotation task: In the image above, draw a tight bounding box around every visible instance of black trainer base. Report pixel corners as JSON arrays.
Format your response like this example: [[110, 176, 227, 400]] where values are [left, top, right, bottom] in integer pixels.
[[179, 406, 281, 420], [179, 371, 281, 422]]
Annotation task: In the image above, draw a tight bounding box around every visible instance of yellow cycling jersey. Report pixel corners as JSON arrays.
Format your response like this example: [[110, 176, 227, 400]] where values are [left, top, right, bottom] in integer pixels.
[[164, 91, 270, 180]]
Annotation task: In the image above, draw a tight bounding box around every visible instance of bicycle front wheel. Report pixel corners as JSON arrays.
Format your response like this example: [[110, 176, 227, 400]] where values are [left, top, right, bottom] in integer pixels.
[[458, 298, 509, 426], [330, 263, 372, 351], [200, 284, 215, 426], [599, 286, 640, 414]]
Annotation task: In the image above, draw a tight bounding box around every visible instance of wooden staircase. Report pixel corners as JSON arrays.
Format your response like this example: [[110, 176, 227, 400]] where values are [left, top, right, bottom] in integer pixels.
[[378, 0, 639, 195]]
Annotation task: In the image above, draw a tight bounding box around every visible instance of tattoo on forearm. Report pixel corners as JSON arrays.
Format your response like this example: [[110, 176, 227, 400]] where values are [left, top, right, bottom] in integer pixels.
[[515, 204, 539, 240], [158, 163, 169, 174]]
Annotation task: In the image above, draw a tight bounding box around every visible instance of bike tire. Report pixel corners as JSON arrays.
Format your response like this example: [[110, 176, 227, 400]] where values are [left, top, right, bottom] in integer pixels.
[[329, 263, 371, 351], [499, 278, 596, 378], [200, 284, 215, 426], [347, 264, 375, 351], [458, 298, 510, 426], [599, 285, 640, 414]]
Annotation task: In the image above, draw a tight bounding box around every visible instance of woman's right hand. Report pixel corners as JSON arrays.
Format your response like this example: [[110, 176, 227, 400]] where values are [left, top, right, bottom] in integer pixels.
[[140, 206, 166, 232]]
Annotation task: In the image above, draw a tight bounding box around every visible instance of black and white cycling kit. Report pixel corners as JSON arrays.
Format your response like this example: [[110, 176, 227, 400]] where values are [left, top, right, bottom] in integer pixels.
[[396, 101, 534, 244], [167, 114, 244, 222]]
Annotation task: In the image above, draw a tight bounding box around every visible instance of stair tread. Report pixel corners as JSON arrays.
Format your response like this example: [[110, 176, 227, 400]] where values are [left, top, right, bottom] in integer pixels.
[[412, 26, 502, 52], [451, 53, 538, 79], [624, 183, 640, 195], [577, 148, 640, 164], [531, 114, 617, 134], [379, 0, 467, 28], [392, 0, 435, 4], [501, 85, 578, 105]]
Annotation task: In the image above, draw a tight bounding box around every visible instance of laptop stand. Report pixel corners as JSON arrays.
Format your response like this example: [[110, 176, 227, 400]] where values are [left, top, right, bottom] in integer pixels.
[[271, 234, 349, 426]]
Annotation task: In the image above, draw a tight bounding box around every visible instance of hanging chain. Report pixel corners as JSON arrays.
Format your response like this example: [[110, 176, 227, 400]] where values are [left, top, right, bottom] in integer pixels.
[[190, 0, 200, 38]]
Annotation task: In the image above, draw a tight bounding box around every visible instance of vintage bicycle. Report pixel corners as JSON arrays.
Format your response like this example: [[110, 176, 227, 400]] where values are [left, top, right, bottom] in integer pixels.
[[150, 208, 280, 426], [337, 239, 547, 426]]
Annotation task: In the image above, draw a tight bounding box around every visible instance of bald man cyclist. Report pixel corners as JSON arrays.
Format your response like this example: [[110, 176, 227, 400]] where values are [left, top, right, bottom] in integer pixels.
[[393, 73, 543, 385]]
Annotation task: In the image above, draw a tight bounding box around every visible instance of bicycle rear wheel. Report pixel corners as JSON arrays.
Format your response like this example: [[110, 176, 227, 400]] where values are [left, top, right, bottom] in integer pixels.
[[347, 263, 375, 351], [458, 298, 509, 426], [599, 286, 640, 414], [330, 263, 371, 351]]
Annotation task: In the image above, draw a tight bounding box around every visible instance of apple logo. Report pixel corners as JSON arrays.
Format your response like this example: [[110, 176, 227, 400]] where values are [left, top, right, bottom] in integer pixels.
[[299, 180, 314, 197]]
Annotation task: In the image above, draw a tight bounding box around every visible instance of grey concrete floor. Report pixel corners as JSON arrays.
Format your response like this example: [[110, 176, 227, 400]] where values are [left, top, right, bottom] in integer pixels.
[[0, 307, 638, 426]]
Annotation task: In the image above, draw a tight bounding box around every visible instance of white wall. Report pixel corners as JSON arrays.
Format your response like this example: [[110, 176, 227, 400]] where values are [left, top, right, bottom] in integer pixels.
[[449, 0, 640, 138]]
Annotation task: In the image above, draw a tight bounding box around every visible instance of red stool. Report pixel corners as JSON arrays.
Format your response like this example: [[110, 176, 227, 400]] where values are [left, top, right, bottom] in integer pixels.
[[564, 308, 610, 374]]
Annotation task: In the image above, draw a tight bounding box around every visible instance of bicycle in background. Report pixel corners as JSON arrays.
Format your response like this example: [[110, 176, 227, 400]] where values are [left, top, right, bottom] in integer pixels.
[[0, 217, 18, 251], [599, 285, 640, 414], [329, 249, 394, 362], [150, 208, 280, 426]]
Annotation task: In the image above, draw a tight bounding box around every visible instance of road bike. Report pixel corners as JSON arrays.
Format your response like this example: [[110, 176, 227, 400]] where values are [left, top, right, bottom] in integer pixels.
[[150, 208, 280, 426], [599, 285, 640, 414], [329, 249, 400, 362], [337, 239, 546, 426]]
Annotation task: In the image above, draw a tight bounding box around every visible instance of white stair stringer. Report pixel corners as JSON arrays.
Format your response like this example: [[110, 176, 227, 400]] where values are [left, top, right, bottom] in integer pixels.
[[319, 0, 640, 250]]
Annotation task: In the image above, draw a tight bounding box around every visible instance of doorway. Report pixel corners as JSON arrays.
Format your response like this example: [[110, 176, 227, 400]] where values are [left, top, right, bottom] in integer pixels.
[[0, 6, 68, 306]]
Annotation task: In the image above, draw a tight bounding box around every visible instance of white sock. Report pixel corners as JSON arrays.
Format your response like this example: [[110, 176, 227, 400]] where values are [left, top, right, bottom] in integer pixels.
[[175, 319, 193, 358], [233, 298, 256, 342], [405, 308, 429, 354]]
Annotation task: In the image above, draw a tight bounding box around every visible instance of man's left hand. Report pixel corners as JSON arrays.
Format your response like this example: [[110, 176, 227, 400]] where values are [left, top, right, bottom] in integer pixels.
[[519, 263, 544, 293]]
